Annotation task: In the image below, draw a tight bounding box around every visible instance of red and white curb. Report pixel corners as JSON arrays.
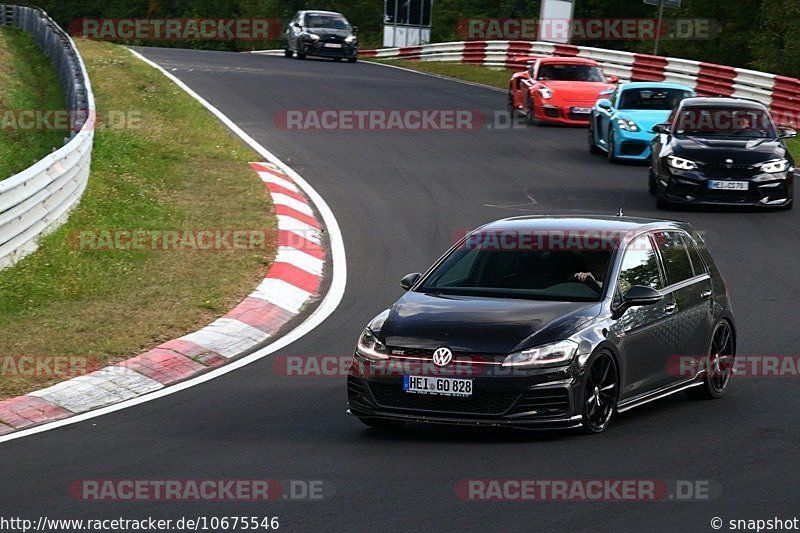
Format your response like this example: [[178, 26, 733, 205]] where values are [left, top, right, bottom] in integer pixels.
[[0, 162, 326, 434]]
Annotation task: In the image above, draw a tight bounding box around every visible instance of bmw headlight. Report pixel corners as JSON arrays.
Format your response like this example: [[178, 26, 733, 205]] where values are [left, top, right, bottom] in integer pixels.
[[537, 86, 553, 99], [616, 117, 640, 132], [345, 34, 357, 44], [755, 159, 790, 174], [501, 339, 578, 368], [356, 328, 388, 360], [304, 32, 320, 41], [667, 155, 698, 171]]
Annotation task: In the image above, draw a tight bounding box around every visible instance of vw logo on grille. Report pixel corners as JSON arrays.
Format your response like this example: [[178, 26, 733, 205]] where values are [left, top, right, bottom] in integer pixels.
[[725, 158, 734, 167], [432, 347, 453, 367]]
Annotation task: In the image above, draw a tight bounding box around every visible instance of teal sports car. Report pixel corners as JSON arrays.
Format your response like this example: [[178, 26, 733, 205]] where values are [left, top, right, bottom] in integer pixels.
[[588, 82, 695, 163]]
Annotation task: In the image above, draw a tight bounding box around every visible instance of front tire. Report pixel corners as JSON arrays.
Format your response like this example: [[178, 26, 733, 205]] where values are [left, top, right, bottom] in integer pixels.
[[580, 350, 619, 434], [526, 100, 538, 126], [687, 321, 735, 400], [648, 168, 657, 195], [607, 129, 618, 163], [588, 120, 601, 154], [284, 47, 293, 58], [358, 417, 406, 429], [507, 90, 516, 118]]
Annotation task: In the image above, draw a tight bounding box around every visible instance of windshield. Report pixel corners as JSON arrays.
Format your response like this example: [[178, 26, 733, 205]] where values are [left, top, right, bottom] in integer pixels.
[[419, 243, 613, 302], [305, 14, 349, 30], [674, 107, 776, 138], [537, 64, 605, 82], [618, 88, 692, 111]]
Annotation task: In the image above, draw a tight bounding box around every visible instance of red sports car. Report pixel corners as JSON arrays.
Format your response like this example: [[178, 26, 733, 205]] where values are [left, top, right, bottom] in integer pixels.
[[508, 56, 618, 126]]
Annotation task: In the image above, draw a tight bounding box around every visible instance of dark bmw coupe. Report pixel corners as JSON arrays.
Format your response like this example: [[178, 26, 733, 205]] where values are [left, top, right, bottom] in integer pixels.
[[347, 216, 736, 433], [650, 97, 796, 209]]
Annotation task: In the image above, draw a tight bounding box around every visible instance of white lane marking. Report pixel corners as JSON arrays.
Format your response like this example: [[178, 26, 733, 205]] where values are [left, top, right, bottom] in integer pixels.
[[0, 48, 348, 444], [484, 191, 539, 211], [361, 60, 507, 94]]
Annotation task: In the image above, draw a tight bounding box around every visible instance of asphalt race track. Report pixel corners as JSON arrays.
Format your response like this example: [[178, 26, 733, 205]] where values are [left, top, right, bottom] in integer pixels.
[[1, 48, 799, 532]]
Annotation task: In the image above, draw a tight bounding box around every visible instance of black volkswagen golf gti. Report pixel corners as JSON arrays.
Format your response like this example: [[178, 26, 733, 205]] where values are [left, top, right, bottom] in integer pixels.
[[347, 216, 736, 434], [650, 97, 796, 209]]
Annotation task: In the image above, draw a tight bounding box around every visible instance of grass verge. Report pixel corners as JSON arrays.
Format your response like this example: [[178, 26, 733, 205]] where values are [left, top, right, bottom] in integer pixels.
[[0, 39, 275, 398], [788, 138, 799, 161], [0, 27, 67, 180]]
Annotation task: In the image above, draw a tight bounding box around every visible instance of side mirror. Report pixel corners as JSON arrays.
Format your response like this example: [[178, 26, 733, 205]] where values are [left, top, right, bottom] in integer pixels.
[[651, 123, 670, 134], [614, 286, 663, 318], [351, 25, 360, 34], [606, 75, 619, 84], [623, 285, 663, 306], [597, 98, 612, 111], [779, 127, 797, 139], [400, 272, 422, 291]]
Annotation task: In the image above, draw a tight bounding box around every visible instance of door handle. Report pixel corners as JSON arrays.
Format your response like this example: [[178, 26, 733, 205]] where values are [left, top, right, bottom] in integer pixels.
[[701, 290, 712, 299], [664, 303, 677, 313]]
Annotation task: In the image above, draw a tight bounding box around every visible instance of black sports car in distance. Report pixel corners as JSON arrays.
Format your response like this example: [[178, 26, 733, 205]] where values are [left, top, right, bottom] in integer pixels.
[[284, 10, 358, 62], [649, 97, 796, 209], [347, 216, 736, 434]]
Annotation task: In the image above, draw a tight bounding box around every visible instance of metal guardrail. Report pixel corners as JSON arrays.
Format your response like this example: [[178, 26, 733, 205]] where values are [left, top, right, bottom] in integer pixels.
[[0, 5, 94, 270], [358, 40, 799, 127]]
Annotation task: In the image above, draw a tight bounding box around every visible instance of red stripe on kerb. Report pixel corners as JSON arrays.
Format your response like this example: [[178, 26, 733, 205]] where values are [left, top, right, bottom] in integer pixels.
[[266, 262, 321, 294], [275, 205, 319, 229]]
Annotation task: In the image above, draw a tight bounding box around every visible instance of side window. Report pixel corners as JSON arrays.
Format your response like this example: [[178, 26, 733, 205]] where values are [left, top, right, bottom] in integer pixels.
[[616, 235, 663, 299], [683, 234, 708, 276], [653, 232, 694, 285]]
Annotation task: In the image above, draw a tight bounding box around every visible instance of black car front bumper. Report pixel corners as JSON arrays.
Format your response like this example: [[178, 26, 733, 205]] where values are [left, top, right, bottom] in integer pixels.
[[655, 166, 794, 208], [300, 40, 357, 59], [346, 355, 586, 430]]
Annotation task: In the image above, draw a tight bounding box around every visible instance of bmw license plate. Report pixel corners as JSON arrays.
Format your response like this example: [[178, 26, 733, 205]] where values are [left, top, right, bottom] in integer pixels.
[[571, 107, 592, 114], [324, 43, 343, 48], [403, 375, 472, 397], [708, 180, 749, 191]]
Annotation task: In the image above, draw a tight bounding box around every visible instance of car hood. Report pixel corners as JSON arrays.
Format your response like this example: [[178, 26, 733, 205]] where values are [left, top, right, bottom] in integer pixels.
[[305, 28, 351, 38], [544, 81, 615, 103], [379, 291, 602, 354], [615, 109, 671, 130], [670, 136, 788, 165]]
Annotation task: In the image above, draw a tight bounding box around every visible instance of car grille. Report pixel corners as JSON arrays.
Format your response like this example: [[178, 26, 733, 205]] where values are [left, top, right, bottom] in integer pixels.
[[368, 381, 519, 415], [567, 112, 589, 121], [620, 141, 647, 156], [386, 347, 502, 365], [701, 164, 755, 179], [508, 388, 570, 417]]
